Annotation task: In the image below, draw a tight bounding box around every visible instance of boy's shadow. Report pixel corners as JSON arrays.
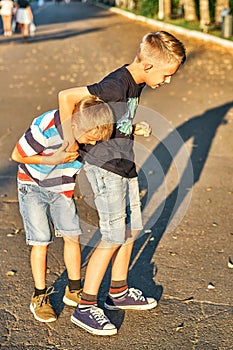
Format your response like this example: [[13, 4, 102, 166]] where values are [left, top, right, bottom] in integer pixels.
[[129, 101, 232, 297], [52, 101, 232, 327]]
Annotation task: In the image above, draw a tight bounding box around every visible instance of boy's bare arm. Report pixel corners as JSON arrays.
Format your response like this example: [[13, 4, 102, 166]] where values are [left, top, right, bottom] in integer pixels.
[[58, 87, 91, 146], [11, 141, 79, 165]]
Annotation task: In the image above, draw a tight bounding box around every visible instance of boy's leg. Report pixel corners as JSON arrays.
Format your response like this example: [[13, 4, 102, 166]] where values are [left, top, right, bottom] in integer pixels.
[[30, 245, 47, 290], [110, 176, 142, 282], [110, 229, 138, 281], [63, 235, 81, 281], [105, 177, 157, 310], [49, 193, 83, 307], [81, 163, 128, 296], [70, 165, 136, 335], [62, 235, 83, 306], [18, 184, 57, 322], [106, 233, 157, 310], [79, 164, 128, 293], [82, 240, 120, 296], [71, 240, 119, 336], [29, 244, 57, 322]]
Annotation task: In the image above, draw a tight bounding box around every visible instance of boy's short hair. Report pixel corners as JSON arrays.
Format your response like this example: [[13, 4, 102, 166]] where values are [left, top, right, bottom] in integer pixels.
[[72, 96, 114, 141], [136, 31, 186, 66]]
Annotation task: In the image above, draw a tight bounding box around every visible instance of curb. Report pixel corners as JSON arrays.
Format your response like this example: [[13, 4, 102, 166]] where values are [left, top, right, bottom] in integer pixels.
[[96, 2, 233, 50]]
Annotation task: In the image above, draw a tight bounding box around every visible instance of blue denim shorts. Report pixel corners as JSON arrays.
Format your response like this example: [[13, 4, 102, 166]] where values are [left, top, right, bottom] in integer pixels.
[[83, 163, 143, 244], [18, 183, 82, 246]]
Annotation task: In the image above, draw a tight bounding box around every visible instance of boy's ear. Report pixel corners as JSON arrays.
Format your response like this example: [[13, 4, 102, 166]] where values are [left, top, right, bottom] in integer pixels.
[[144, 63, 153, 72]]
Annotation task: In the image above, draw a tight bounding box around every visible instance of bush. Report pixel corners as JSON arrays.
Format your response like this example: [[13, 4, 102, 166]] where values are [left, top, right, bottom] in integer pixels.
[[138, 0, 158, 18]]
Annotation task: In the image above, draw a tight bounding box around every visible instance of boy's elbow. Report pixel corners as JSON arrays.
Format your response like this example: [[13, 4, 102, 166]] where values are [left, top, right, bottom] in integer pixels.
[[58, 90, 66, 102], [11, 148, 20, 163]]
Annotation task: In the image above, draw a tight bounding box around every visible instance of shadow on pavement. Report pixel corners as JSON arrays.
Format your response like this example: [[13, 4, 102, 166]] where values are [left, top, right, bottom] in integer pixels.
[[129, 100, 232, 297], [0, 27, 103, 45]]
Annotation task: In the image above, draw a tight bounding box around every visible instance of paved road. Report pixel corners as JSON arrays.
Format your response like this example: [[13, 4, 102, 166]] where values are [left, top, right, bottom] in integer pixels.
[[0, 2, 233, 349]]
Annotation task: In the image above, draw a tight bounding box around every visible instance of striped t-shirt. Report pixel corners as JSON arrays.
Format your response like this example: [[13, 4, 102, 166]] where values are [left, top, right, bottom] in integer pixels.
[[16, 110, 82, 198]]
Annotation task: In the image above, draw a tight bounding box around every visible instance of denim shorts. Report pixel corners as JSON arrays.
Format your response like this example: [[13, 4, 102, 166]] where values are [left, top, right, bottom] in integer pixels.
[[18, 183, 82, 246], [83, 163, 143, 244]]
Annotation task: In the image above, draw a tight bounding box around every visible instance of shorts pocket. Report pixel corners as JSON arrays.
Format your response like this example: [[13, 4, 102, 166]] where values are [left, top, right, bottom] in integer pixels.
[[18, 184, 30, 196]]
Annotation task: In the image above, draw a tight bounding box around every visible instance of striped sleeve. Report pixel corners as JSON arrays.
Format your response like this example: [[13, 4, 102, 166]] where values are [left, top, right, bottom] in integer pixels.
[[17, 122, 47, 157]]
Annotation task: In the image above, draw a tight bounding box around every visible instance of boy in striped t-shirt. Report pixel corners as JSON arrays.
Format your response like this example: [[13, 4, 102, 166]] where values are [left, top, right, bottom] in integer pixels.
[[11, 96, 113, 323]]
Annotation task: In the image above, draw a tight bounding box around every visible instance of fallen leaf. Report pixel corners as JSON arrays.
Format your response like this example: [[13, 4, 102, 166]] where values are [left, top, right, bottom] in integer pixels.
[[6, 270, 16, 276], [183, 296, 194, 304], [169, 252, 177, 256], [208, 282, 215, 289], [176, 322, 184, 332], [206, 187, 212, 192], [228, 257, 233, 269]]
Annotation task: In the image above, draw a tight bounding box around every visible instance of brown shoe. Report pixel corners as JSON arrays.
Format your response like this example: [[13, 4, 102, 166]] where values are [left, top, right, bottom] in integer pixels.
[[63, 286, 82, 307], [30, 286, 57, 323]]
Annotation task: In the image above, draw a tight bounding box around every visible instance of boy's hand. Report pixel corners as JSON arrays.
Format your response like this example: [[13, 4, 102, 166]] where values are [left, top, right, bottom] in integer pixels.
[[134, 122, 152, 137], [49, 141, 79, 164]]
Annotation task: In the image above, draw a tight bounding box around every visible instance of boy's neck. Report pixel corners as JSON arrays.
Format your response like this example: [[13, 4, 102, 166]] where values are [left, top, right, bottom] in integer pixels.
[[126, 62, 144, 85]]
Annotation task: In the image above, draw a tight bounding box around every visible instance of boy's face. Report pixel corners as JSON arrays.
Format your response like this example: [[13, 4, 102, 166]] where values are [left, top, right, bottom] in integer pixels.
[[144, 61, 180, 89], [73, 127, 101, 145]]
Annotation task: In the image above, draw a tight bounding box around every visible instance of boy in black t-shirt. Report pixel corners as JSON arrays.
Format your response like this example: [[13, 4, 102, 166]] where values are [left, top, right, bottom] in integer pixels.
[[58, 31, 186, 336]]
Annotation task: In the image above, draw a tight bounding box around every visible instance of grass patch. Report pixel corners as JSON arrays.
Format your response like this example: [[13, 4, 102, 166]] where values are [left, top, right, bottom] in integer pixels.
[[164, 18, 233, 41]]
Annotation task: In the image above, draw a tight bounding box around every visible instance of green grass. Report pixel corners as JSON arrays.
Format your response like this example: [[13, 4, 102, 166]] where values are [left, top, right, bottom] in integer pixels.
[[164, 18, 233, 41]]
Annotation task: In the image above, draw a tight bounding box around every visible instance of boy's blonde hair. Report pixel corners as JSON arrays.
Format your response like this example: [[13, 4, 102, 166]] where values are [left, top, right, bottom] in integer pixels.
[[72, 96, 114, 141], [136, 31, 186, 66]]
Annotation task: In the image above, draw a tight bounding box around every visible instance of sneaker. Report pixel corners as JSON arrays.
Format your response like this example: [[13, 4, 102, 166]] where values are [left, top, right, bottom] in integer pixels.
[[71, 305, 117, 336], [63, 286, 82, 307], [104, 287, 157, 310], [30, 286, 57, 323]]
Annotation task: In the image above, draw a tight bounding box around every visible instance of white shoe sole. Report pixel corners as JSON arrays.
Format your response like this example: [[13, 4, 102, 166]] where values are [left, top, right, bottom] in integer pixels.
[[29, 303, 57, 323], [104, 299, 158, 310], [71, 315, 117, 336], [63, 295, 78, 307]]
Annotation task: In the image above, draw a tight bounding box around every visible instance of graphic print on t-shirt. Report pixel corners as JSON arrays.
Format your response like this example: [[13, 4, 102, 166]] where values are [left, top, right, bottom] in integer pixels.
[[116, 97, 138, 135]]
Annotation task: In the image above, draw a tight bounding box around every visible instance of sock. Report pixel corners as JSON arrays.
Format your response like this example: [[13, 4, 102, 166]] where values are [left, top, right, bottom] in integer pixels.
[[78, 292, 97, 310], [109, 280, 128, 298], [68, 279, 82, 292], [34, 287, 47, 297]]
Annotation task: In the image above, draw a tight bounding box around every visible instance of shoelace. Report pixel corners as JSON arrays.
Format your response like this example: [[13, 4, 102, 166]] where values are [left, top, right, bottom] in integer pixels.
[[37, 286, 55, 307], [128, 288, 146, 302], [74, 288, 82, 297], [90, 306, 110, 326]]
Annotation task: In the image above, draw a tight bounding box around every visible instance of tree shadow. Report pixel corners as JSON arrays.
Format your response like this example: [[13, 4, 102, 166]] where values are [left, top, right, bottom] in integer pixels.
[[0, 27, 103, 45]]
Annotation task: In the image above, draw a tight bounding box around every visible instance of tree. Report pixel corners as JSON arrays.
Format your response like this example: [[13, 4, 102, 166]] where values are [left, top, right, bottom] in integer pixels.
[[199, 0, 211, 31], [183, 0, 197, 21], [164, 0, 172, 18]]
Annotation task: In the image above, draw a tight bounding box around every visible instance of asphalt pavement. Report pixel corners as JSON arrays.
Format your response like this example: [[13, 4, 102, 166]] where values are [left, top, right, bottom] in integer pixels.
[[0, 1, 233, 349]]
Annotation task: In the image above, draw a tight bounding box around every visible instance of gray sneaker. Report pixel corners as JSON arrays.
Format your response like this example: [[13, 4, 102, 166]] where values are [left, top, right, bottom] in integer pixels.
[[30, 286, 57, 322], [104, 287, 158, 310], [71, 305, 117, 336]]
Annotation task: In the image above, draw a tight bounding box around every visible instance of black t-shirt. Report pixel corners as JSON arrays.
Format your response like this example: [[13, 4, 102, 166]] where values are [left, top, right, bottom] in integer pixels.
[[80, 65, 145, 178], [17, 0, 30, 8]]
